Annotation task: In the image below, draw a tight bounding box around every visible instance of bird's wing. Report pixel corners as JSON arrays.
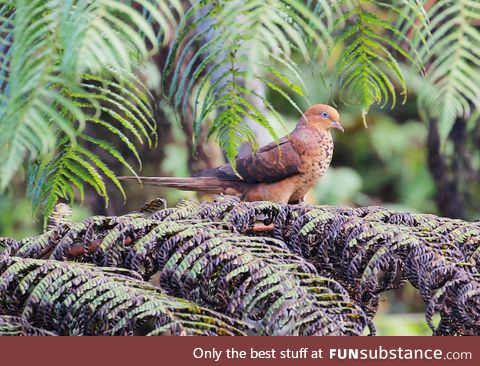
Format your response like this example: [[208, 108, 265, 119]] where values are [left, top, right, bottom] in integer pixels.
[[195, 136, 301, 183]]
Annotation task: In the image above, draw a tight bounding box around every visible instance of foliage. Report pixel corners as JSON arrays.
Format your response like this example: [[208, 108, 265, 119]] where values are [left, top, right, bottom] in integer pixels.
[[1, 0, 480, 219], [0, 255, 249, 335], [164, 0, 323, 163], [165, 0, 427, 161], [415, 0, 480, 141], [332, 1, 418, 125], [0, 0, 180, 220], [1, 197, 478, 335], [0, 315, 56, 336], [0, 200, 372, 336]]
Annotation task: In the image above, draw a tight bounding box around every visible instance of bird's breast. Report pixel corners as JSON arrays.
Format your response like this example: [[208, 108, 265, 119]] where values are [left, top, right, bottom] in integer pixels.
[[296, 130, 334, 179]]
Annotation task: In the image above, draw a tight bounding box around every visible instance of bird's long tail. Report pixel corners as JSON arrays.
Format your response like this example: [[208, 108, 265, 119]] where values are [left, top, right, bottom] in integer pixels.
[[118, 176, 234, 195]]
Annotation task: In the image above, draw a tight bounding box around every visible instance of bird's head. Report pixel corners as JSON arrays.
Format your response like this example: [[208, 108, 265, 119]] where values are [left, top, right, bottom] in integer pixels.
[[301, 104, 344, 133]]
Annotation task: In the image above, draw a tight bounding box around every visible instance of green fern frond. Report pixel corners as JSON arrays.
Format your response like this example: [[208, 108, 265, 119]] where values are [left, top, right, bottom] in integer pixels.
[[333, 1, 421, 125], [164, 0, 338, 168], [0, 0, 180, 219], [26, 74, 155, 224], [416, 0, 480, 141], [391, 0, 431, 53], [164, 0, 430, 166]]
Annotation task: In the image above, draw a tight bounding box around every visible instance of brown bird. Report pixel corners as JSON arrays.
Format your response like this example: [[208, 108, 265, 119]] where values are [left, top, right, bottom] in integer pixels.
[[120, 104, 343, 204]]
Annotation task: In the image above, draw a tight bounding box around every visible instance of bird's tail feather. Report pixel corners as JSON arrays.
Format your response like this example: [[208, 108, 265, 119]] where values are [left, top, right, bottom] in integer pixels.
[[118, 176, 232, 194]]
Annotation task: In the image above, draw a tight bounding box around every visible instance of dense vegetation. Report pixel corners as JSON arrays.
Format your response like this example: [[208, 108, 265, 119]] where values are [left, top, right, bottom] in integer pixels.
[[0, 1, 479, 335], [1, 0, 480, 220], [0, 197, 478, 335]]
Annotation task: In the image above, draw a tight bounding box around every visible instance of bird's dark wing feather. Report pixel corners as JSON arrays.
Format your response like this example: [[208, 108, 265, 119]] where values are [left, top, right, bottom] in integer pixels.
[[194, 136, 301, 183]]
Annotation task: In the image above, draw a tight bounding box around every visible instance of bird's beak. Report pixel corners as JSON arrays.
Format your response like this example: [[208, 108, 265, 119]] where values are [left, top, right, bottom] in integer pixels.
[[331, 121, 344, 133]]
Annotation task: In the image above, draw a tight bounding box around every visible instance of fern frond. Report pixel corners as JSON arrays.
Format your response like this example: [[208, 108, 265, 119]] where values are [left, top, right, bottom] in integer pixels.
[[0, 255, 249, 335], [2, 199, 373, 336], [164, 0, 340, 168], [0, 0, 180, 217], [26, 73, 156, 224], [333, 1, 422, 125], [3, 197, 479, 335], [416, 0, 480, 141], [0, 315, 57, 336]]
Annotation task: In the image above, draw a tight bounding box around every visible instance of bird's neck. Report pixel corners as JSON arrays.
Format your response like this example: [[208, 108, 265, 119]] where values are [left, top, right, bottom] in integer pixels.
[[291, 125, 332, 154], [294, 122, 331, 139]]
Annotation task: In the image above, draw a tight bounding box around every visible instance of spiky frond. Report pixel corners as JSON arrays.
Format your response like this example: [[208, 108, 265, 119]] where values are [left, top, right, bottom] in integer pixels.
[[164, 0, 345, 165], [416, 0, 480, 141], [25, 73, 157, 223], [0, 0, 180, 218], [332, 0, 426, 125], [164, 0, 430, 166]]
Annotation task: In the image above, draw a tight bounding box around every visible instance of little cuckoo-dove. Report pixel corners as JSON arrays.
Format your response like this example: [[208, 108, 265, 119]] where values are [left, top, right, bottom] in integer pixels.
[[119, 104, 344, 204]]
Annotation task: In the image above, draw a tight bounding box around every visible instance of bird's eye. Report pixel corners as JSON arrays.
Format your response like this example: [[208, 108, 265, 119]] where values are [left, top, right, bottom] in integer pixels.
[[321, 112, 329, 118]]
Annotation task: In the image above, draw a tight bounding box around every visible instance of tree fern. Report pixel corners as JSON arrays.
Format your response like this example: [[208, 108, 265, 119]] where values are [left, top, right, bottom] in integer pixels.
[[416, 0, 480, 141], [0, 255, 249, 335], [0, 0, 180, 219], [164, 0, 340, 167], [1, 199, 373, 336], [1, 197, 478, 335], [2, 0, 478, 221], [26, 74, 156, 224], [164, 0, 430, 168], [0, 315, 57, 336]]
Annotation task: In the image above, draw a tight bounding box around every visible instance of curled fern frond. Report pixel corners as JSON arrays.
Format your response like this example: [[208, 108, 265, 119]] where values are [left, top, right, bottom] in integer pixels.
[[2, 199, 372, 336], [2, 198, 480, 335], [0, 254, 249, 335]]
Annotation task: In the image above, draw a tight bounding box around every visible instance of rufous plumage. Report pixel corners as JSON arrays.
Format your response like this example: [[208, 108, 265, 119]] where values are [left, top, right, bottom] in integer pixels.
[[120, 104, 343, 203]]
